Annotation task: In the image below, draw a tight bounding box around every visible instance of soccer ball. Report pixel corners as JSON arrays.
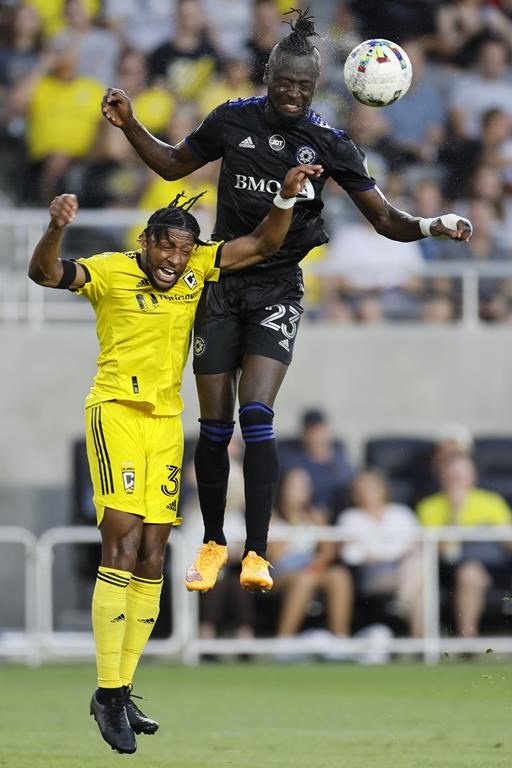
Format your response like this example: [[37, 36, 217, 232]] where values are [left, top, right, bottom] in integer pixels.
[[344, 39, 412, 107]]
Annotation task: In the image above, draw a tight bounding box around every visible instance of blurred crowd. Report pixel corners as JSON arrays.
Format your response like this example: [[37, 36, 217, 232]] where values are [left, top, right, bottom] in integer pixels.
[[2, 0, 512, 322], [181, 410, 512, 655]]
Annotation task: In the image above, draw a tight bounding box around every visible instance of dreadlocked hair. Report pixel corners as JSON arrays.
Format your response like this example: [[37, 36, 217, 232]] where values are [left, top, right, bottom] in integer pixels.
[[142, 190, 207, 245], [279, 7, 318, 56]]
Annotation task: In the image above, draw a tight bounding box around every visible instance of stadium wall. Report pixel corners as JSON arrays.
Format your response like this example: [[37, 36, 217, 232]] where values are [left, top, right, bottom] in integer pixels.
[[2, 324, 512, 492]]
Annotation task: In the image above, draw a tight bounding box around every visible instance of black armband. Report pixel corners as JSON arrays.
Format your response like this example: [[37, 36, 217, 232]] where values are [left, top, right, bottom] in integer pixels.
[[56, 259, 78, 289], [214, 243, 224, 268]]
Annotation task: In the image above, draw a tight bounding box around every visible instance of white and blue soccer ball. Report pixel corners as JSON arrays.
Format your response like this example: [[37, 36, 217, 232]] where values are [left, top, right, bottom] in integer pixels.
[[344, 39, 413, 107]]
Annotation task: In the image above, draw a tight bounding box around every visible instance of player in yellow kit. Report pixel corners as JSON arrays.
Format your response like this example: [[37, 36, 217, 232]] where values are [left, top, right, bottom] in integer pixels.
[[28, 162, 321, 755]]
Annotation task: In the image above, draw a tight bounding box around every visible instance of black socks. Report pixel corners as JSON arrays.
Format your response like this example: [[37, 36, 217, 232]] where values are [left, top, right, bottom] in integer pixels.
[[194, 419, 235, 546], [239, 402, 279, 558]]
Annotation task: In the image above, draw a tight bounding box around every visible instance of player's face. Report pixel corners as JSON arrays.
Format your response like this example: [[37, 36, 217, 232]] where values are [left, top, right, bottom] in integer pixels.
[[266, 54, 319, 122], [141, 228, 195, 291]]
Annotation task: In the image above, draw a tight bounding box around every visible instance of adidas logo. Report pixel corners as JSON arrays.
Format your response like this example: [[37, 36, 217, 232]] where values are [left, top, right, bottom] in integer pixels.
[[110, 613, 126, 623], [137, 617, 155, 624], [136, 278, 150, 288], [239, 136, 255, 149]]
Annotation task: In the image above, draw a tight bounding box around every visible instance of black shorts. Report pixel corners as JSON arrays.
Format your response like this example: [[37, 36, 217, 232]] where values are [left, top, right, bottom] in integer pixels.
[[193, 268, 304, 374]]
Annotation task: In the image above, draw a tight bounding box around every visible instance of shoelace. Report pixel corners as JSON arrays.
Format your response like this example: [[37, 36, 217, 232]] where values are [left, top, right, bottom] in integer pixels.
[[105, 697, 127, 730], [197, 544, 223, 566], [246, 554, 271, 569]]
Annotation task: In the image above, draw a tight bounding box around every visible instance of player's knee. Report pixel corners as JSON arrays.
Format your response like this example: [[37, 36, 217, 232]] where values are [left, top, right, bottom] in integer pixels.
[[101, 535, 139, 572], [135, 549, 165, 580], [239, 402, 275, 444]]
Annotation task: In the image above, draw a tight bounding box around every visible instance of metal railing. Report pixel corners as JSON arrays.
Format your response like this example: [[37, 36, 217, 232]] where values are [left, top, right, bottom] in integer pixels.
[[1, 524, 512, 665], [1, 209, 512, 328]]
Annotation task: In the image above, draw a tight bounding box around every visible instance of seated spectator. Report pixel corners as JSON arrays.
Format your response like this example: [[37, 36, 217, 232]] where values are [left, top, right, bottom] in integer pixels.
[[411, 422, 473, 503], [12, 43, 103, 202], [386, 38, 446, 168], [280, 408, 353, 514], [51, 0, 120, 85], [183, 433, 256, 643], [335, 469, 424, 638], [148, 0, 221, 101], [417, 453, 512, 637], [435, 1, 512, 67], [270, 468, 352, 641], [102, 0, 172, 54], [197, 54, 254, 118], [25, 0, 101, 38], [317, 219, 425, 322], [448, 37, 512, 140], [245, 0, 281, 85]]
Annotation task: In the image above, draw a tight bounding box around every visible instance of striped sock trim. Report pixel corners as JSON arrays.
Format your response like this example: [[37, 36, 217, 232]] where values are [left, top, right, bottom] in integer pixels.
[[131, 575, 164, 585], [239, 402, 274, 417], [199, 420, 235, 443], [97, 567, 131, 588]]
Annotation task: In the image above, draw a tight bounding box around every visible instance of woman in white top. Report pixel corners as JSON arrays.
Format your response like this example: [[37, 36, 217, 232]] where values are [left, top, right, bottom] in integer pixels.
[[336, 469, 424, 638]]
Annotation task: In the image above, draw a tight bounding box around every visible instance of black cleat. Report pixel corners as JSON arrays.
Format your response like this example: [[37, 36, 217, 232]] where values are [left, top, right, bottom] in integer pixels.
[[90, 690, 137, 754], [124, 685, 159, 735]]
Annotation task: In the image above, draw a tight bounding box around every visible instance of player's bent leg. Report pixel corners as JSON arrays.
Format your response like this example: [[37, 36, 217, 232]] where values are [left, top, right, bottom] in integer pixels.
[[91, 508, 143, 754], [186, 372, 236, 591], [238, 355, 289, 592]]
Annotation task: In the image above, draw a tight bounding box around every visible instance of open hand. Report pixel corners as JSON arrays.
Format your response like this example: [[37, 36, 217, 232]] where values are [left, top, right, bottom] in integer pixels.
[[49, 194, 78, 229], [101, 87, 133, 128], [281, 164, 324, 199]]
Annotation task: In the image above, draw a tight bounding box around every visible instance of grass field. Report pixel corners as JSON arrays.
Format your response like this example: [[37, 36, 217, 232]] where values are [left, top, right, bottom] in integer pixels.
[[1, 661, 510, 767]]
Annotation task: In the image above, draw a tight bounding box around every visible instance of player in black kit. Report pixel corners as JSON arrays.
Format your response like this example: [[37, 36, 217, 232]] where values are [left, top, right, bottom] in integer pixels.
[[102, 8, 472, 593]]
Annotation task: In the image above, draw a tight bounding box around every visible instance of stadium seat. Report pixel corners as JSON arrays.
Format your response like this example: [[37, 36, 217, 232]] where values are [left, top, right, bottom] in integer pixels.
[[473, 437, 512, 506], [364, 437, 435, 507]]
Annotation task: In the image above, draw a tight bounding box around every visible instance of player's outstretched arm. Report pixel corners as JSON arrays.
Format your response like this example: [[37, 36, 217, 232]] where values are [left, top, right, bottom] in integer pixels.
[[28, 194, 87, 289], [349, 186, 473, 243], [220, 164, 323, 272], [101, 88, 204, 181]]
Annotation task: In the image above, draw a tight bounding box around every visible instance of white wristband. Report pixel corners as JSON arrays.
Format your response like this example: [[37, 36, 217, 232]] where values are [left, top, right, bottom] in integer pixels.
[[419, 213, 473, 239], [273, 191, 296, 209], [419, 217, 435, 237]]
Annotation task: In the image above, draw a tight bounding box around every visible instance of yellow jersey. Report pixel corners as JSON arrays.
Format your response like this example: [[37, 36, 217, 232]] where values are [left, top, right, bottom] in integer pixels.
[[417, 488, 511, 527], [74, 243, 222, 415], [27, 75, 104, 161]]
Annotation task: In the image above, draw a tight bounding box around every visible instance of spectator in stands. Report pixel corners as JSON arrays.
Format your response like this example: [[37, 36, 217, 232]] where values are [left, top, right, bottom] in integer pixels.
[[0, 4, 44, 91], [246, 0, 282, 85], [280, 408, 353, 514], [335, 469, 424, 638], [435, 0, 512, 67], [317, 218, 425, 322], [270, 467, 352, 641], [203, 0, 252, 59], [197, 54, 253, 118], [417, 453, 512, 637], [148, 0, 221, 101], [51, 0, 120, 85], [102, 0, 172, 54], [448, 37, 512, 140], [386, 39, 446, 169], [12, 43, 103, 202], [412, 422, 474, 502], [184, 434, 256, 644]]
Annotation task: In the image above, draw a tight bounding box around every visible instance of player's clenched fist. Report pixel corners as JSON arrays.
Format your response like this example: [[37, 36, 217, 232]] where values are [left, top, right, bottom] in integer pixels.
[[49, 194, 78, 229], [101, 88, 133, 128], [280, 164, 324, 198]]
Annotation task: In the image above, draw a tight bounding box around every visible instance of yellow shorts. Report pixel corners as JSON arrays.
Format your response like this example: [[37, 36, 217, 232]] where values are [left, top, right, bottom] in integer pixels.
[[85, 400, 184, 526]]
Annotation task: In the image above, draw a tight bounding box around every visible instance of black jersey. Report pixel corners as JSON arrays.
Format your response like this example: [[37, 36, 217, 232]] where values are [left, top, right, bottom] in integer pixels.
[[185, 95, 375, 271]]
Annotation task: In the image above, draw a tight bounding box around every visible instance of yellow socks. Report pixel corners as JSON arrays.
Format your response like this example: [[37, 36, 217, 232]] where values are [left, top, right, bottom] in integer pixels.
[[92, 566, 132, 688], [119, 575, 163, 687]]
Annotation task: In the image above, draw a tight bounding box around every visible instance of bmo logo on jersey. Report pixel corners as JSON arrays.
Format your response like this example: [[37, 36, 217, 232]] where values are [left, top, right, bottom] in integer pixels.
[[234, 175, 315, 202]]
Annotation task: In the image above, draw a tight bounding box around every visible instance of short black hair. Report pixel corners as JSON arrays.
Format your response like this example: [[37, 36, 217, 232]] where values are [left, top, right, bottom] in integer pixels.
[[142, 191, 206, 246], [269, 8, 320, 72]]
